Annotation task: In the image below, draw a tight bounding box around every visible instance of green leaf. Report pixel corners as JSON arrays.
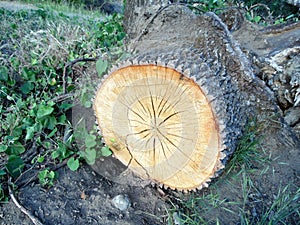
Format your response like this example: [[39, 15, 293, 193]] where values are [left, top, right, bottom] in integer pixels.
[[36, 104, 54, 118], [51, 151, 60, 160], [6, 142, 25, 155], [48, 171, 56, 179], [0, 144, 7, 153], [21, 67, 36, 81], [12, 126, 22, 139], [85, 134, 96, 148], [43, 141, 51, 149], [96, 59, 108, 77], [6, 155, 24, 178], [0, 66, 8, 81], [59, 103, 73, 111], [37, 156, 45, 163], [58, 114, 67, 124], [44, 116, 57, 130], [38, 169, 48, 180], [25, 126, 35, 140], [46, 127, 57, 138], [20, 82, 34, 94], [67, 157, 80, 171], [81, 148, 96, 165], [51, 142, 72, 161], [80, 91, 92, 108], [0, 169, 6, 176], [101, 146, 112, 157]]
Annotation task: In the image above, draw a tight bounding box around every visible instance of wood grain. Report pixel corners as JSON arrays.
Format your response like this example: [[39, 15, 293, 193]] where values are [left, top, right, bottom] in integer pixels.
[[94, 65, 220, 190]]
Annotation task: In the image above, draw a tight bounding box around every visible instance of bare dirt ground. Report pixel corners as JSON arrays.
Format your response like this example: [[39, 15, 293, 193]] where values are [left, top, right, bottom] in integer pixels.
[[0, 2, 299, 225]]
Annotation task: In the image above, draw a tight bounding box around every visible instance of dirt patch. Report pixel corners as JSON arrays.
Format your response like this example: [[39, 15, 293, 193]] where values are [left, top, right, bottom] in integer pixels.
[[1, 164, 165, 225]]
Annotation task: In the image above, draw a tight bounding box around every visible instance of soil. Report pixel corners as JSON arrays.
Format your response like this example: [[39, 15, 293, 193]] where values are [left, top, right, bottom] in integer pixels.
[[0, 2, 299, 225]]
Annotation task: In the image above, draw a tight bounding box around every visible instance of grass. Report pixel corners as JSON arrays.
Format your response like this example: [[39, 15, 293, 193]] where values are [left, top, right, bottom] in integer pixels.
[[226, 120, 267, 174], [239, 182, 300, 225]]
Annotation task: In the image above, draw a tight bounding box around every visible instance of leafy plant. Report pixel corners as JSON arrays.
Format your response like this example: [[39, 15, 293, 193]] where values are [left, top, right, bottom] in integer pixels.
[[0, 4, 123, 199], [38, 169, 57, 188], [72, 124, 112, 168], [96, 58, 108, 78]]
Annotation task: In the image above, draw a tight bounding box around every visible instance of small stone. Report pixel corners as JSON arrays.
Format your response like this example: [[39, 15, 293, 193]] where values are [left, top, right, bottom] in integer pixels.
[[112, 194, 130, 211]]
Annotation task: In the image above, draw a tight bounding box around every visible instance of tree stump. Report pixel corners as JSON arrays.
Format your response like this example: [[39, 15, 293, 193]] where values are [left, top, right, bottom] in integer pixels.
[[93, 3, 278, 191]]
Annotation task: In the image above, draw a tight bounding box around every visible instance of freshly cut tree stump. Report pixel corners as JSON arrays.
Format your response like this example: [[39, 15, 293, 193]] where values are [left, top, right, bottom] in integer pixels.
[[93, 3, 278, 191], [94, 64, 222, 190]]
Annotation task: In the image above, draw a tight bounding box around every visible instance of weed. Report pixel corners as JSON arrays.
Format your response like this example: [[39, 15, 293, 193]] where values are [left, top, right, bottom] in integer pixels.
[[38, 169, 57, 188], [238, 176, 300, 225]]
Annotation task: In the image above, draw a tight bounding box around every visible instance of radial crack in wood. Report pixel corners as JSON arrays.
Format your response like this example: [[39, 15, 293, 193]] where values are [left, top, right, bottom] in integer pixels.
[[94, 65, 221, 190]]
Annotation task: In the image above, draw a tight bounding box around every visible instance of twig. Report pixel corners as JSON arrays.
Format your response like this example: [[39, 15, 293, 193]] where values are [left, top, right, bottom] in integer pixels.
[[17, 153, 77, 189], [62, 57, 98, 94], [51, 93, 74, 103], [8, 178, 43, 225], [248, 3, 271, 21]]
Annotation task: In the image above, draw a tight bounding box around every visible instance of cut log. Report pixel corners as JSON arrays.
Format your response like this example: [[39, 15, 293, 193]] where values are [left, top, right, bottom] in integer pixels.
[[93, 3, 279, 191], [94, 64, 221, 190]]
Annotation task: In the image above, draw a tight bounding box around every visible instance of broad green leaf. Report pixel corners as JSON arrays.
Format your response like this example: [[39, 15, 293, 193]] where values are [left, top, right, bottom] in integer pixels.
[[85, 134, 96, 148], [58, 114, 67, 124], [59, 103, 73, 111], [38, 169, 48, 179], [25, 126, 35, 140], [82, 148, 96, 165], [37, 156, 45, 163], [37, 104, 54, 118], [48, 171, 56, 179], [67, 157, 80, 171], [51, 150, 60, 160], [96, 59, 108, 77], [101, 146, 112, 157], [80, 92, 92, 108], [0, 169, 6, 176], [0, 144, 7, 153], [6, 155, 24, 178], [45, 116, 57, 130], [12, 126, 22, 140], [51, 142, 72, 161], [6, 142, 25, 155], [20, 82, 34, 94], [0, 66, 8, 81], [21, 67, 36, 81]]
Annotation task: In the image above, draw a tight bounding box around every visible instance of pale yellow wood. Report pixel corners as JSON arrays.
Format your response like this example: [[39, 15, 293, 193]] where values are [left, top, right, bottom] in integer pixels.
[[94, 65, 220, 190]]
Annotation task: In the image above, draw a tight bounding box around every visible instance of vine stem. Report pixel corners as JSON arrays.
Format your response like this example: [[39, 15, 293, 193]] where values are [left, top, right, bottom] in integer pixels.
[[62, 57, 98, 94]]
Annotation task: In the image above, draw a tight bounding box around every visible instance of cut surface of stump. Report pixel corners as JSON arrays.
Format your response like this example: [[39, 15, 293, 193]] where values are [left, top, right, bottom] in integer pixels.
[[94, 64, 222, 190]]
